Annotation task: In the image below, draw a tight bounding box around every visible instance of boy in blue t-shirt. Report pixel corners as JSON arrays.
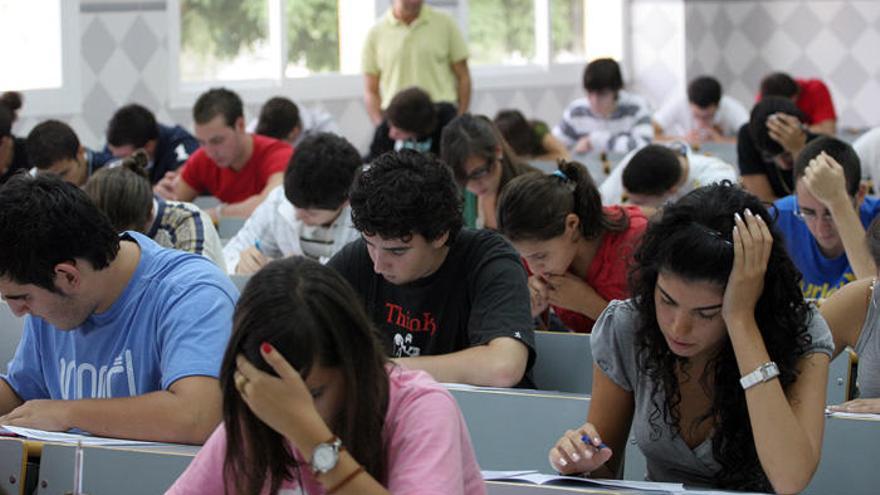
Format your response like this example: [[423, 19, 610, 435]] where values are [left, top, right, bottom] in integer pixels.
[[0, 174, 236, 444], [773, 136, 880, 299]]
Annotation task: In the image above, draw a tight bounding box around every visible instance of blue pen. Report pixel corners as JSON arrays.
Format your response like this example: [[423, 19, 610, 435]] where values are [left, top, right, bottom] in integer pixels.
[[254, 239, 263, 253], [581, 434, 608, 450]]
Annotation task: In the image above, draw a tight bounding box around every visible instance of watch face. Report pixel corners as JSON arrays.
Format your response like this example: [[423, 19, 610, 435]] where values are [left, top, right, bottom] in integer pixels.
[[313, 444, 337, 472]]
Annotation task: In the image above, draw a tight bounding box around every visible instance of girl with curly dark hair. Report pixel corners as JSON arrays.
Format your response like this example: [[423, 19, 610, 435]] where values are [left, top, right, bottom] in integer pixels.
[[548, 183, 834, 493]]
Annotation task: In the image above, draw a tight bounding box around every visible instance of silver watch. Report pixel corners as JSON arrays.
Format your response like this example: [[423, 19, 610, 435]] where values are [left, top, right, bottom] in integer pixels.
[[310, 437, 343, 474], [740, 361, 780, 390]]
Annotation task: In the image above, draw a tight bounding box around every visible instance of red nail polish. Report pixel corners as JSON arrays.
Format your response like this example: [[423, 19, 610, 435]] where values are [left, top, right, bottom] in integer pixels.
[[261, 342, 272, 354]]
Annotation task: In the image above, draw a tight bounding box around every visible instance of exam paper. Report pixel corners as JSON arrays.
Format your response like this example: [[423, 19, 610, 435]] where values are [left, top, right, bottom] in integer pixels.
[[481, 470, 684, 492], [824, 408, 880, 421], [0, 425, 167, 446]]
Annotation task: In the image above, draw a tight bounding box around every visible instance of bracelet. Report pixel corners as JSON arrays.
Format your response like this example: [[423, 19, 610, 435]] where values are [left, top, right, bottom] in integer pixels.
[[325, 465, 365, 495]]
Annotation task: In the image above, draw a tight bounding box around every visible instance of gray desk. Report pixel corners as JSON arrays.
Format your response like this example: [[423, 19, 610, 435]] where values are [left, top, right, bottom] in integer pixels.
[[37, 442, 197, 495], [487, 481, 661, 494], [692, 142, 737, 167], [530, 152, 628, 187], [804, 415, 880, 495], [0, 437, 28, 495]]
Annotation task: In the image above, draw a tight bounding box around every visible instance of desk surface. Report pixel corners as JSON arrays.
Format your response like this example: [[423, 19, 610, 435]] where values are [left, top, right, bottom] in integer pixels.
[[487, 481, 659, 494]]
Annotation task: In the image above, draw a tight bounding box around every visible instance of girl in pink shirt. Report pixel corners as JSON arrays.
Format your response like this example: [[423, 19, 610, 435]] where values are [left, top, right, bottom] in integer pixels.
[[167, 257, 485, 495]]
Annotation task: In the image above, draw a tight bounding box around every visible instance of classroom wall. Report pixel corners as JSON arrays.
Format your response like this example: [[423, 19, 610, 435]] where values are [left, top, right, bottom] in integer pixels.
[[685, 0, 880, 128]]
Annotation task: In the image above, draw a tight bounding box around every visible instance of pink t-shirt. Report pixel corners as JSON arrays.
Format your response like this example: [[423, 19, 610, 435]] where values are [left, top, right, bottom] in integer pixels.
[[166, 367, 486, 495]]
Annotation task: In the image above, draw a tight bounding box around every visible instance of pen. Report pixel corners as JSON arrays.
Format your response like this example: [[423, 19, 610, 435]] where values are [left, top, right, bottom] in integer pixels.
[[254, 239, 263, 253], [581, 434, 608, 450]]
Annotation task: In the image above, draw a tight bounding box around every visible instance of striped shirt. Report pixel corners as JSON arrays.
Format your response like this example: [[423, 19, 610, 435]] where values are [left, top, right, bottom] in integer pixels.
[[552, 91, 654, 153], [147, 198, 227, 271]]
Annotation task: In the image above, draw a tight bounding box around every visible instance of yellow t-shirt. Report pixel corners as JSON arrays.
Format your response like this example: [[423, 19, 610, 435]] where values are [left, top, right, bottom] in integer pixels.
[[362, 6, 469, 109]]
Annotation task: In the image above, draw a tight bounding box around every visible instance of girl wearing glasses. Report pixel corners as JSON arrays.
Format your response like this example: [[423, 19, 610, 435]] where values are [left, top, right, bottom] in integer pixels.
[[496, 160, 647, 333], [549, 183, 833, 493], [440, 114, 538, 229]]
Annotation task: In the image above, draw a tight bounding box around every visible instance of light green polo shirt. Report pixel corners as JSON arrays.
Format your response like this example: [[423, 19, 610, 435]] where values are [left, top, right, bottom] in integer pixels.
[[362, 5, 469, 109]]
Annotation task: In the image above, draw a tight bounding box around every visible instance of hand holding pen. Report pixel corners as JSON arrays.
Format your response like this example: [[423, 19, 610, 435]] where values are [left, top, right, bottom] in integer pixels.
[[236, 240, 271, 275], [548, 422, 613, 476]]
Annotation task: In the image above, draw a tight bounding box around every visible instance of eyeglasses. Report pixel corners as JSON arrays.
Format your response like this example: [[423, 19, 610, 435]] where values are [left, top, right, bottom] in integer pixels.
[[464, 157, 496, 182]]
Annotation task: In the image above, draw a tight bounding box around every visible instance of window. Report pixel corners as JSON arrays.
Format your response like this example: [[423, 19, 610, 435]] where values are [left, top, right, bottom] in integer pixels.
[[468, 0, 536, 66], [0, 0, 80, 115]]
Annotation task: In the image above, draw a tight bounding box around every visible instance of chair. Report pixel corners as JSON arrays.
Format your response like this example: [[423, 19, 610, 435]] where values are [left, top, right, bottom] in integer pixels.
[[532, 331, 592, 394]]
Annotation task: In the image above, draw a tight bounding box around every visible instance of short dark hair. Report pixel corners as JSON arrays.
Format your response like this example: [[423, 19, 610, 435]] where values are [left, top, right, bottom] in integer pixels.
[[493, 109, 544, 157], [0, 103, 12, 138], [0, 174, 120, 292], [193, 87, 244, 127], [106, 104, 160, 148], [255, 97, 301, 140], [0, 91, 22, 128], [284, 133, 361, 210], [385, 87, 437, 137], [761, 72, 799, 99], [622, 145, 683, 196], [793, 136, 861, 197], [26, 120, 80, 169], [687, 76, 722, 108], [748, 97, 806, 156], [582, 58, 623, 93], [349, 149, 463, 244], [83, 150, 154, 232]]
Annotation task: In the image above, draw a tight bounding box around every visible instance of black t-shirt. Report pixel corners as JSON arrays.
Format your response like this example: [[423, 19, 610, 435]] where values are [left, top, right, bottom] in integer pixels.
[[328, 228, 536, 384], [736, 123, 818, 199], [365, 102, 458, 162], [0, 137, 29, 185], [152, 124, 200, 184]]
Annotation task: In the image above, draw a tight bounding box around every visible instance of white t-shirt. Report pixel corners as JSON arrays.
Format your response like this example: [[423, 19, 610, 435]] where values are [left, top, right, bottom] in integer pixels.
[[654, 94, 749, 137], [599, 146, 738, 206], [854, 127, 880, 182]]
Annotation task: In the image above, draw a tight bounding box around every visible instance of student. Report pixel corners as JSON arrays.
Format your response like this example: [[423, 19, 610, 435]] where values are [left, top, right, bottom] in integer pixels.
[[493, 109, 569, 162], [497, 161, 647, 333], [0, 174, 236, 443], [26, 120, 115, 187], [0, 91, 29, 185], [175, 88, 293, 221], [249, 96, 340, 147], [440, 114, 540, 229], [166, 257, 486, 494], [773, 136, 879, 299], [737, 96, 817, 202], [224, 133, 362, 274], [83, 150, 227, 271], [552, 58, 653, 154], [327, 150, 535, 388], [599, 142, 737, 209], [105, 103, 200, 198], [549, 183, 833, 493], [653, 76, 749, 146], [821, 216, 880, 413], [365, 87, 457, 162], [760, 72, 837, 135]]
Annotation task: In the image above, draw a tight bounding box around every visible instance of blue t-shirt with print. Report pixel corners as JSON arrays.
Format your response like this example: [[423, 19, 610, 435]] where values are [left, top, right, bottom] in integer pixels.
[[773, 195, 880, 299], [1, 231, 237, 401]]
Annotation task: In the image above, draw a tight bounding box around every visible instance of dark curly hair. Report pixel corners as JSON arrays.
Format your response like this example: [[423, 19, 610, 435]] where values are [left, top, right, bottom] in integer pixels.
[[349, 150, 463, 244], [284, 132, 361, 210], [0, 174, 120, 292], [628, 182, 813, 491]]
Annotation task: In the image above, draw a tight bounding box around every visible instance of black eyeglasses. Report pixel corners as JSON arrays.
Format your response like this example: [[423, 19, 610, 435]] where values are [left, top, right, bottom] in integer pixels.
[[464, 157, 496, 182]]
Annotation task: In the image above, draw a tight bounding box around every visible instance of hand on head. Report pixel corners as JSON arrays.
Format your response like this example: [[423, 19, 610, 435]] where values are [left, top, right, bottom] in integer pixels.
[[721, 209, 773, 326], [802, 151, 849, 207], [766, 113, 807, 155]]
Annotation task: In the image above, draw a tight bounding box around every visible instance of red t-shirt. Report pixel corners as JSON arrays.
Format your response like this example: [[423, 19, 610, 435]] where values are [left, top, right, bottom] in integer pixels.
[[795, 78, 837, 125], [550, 205, 647, 333], [180, 134, 292, 204]]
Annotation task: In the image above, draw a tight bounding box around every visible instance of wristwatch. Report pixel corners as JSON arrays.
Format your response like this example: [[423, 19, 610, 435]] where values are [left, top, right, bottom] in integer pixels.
[[740, 361, 780, 390], [310, 436, 343, 475]]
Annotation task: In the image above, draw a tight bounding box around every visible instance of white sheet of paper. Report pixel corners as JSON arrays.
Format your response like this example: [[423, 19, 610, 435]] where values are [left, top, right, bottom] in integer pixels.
[[824, 408, 880, 421], [1, 425, 166, 447]]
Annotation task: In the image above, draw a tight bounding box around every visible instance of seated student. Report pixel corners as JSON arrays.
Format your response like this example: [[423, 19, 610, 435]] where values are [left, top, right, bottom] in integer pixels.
[[83, 150, 227, 271], [760, 72, 837, 135], [0, 174, 236, 443], [497, 161, 647, 333], [773, 137, 879, 299], [105, 103, 200, 199], [224, 133, 362, 274], [174, 88, 293, 222], [0, 91, 29, 185], [167, 257, 486, 495], [821, 216, 880, 414], [853, 127, 880, 187], [365, 87, 459, 163], [26, 120, 115, 187], [327, 150, 534, 388], [552, 58, 653, 154], [248, 95, 340, 147], [653, 76, 749, 146], [440, 113, 540, 229], [600, 142, 737, 209], [549, 183, 833, 493], [737, 96, 818, 202], [493, 109, 569, 162]]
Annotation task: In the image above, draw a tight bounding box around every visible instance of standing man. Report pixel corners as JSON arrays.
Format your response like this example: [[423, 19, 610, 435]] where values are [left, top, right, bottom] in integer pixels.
[[362, 0, 471, 126]]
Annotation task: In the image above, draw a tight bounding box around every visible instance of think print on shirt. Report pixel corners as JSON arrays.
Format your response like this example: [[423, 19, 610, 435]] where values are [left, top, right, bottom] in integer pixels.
[[385, 302, 437, 357]]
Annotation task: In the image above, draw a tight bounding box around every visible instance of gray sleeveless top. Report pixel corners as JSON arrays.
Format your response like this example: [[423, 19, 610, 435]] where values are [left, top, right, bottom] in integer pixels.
[[854, 281, 880, 397], [591, 299, 834, 486]]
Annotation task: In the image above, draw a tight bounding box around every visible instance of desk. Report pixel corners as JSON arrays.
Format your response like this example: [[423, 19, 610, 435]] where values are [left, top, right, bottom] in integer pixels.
[[0, 437, 28, 495], [487, 481, 658, 494], [37, 442, 197, 495], [804, 415, 880, 495], [533, 331, 592, 394]]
